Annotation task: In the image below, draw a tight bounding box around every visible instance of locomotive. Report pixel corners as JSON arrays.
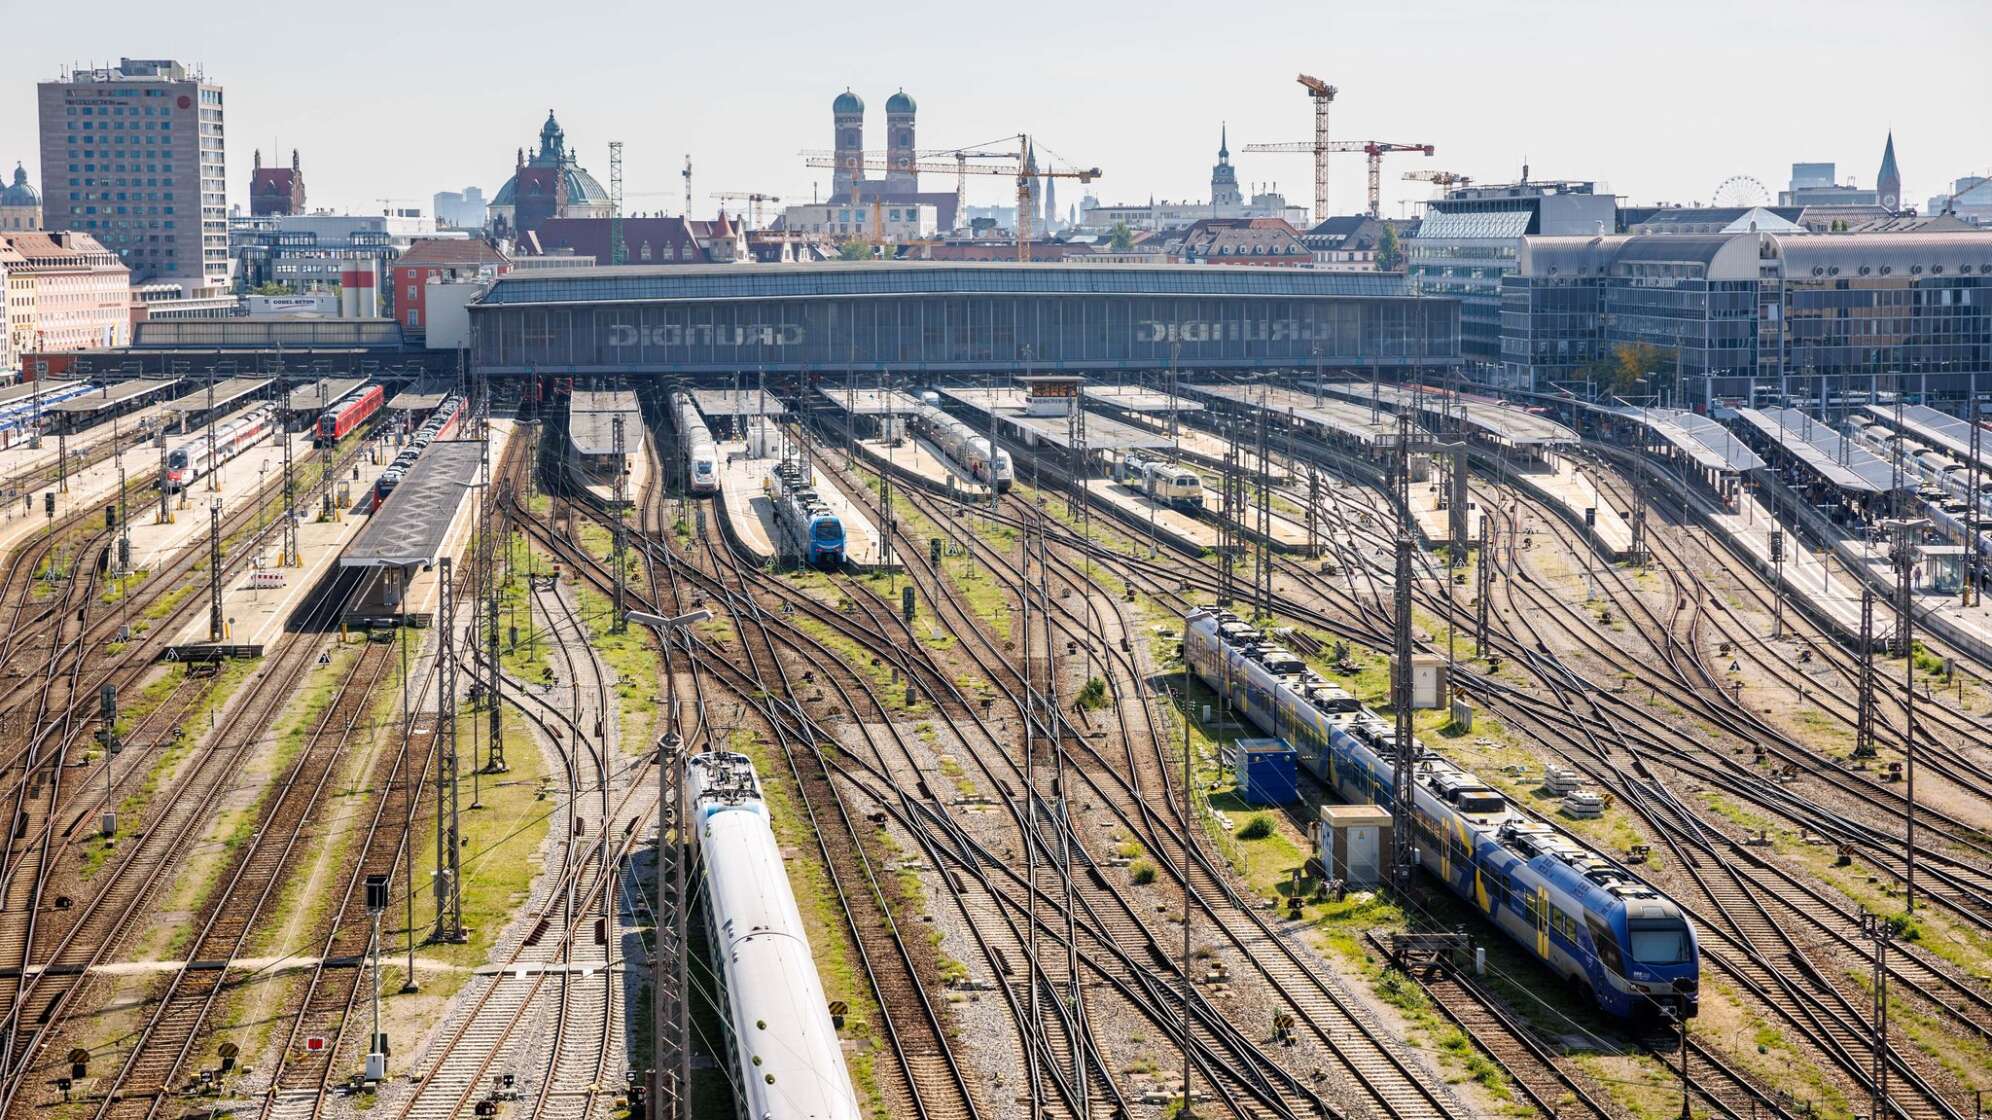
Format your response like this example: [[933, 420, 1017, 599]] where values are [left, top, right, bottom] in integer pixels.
[[1115, 450, 1204, 511], [767, 457, 845, 569], [164, 406, 276, 491], [672, 391, 718, 495], [690, 752, 862, 1120], [1183, 607, 1699, 1022]]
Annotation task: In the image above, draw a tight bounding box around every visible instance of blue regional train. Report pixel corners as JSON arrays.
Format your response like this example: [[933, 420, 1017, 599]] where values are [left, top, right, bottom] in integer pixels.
[[768, 457, 846, 568], [1184, 608, 1699, 1022]]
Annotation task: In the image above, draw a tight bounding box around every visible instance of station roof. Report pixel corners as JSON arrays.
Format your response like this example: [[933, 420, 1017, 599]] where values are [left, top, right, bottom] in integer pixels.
[[0, 380, 84, 406], [163, 377, 275, 419], [46, 378, 181, 413], [1861, 403, 1992, 473], [1320, 381, 1577, 447], [570, 390, 644, 456], [817, 387, 928, 416], [688, 388, 786, 418], [473, 260, 1420, 309], [1082, 385, 1205, 414], [1735, 407, 1903, 493], [388, 379, 455, 411], [284, 377, 368, 414], [1642, 408, 1765, 474], [933, 387, 1168, 451], [1184, 382, 1400, 446], [342, 440, 485, 568]]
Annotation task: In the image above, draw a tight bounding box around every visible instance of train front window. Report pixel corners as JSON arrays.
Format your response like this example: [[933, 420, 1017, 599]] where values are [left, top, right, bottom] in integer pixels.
[[167, 451, 189, 469], [813, 519, 842, 542], [1628, 921, 1690, 964]]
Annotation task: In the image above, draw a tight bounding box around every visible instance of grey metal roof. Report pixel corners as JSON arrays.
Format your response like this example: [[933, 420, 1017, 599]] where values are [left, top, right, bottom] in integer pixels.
[[1319, 381, 1575, 446], [1184, 382, 1400, 445], [387, 380, 455, 411], [1735, 407, 1903, 493], [163, 377, 275, 417], [1640, 407, 1764, 473], [1779, 232, 1992, 277], [688, 388, 786, 418], [473, 260, 1418, 308], [47, 378, 182, 413], [284, 378, 368, 414], [0, 380, 83, 406], [933, 387, 1167, 451], [1081, 385, 1205, 413], [817, 387, 928, 416], [1861, 403, 1992, 473], [342, 440, 484, 567], [569, 390, 643, 456]]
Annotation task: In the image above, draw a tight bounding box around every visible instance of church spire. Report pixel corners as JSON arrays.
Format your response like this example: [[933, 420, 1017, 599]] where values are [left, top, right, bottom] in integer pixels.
[[1219, 122, 1229, 162], [1876, 130, 1902, 213]]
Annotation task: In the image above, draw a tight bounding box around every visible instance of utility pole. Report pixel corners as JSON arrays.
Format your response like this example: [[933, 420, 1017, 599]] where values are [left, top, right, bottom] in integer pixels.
[[1253, 399, 1272, 620], [433, 557, 464, 943], [205, 364, 219, 492], [1861, 910, 1896, 1119], [1968, 388, 1983, 607], [1855, 589, 1877, 759], [612, 416, 629, 632], [1475, 523, 1491, 658], [208, 498, 224, 642], [1390, 411, 1419, 892]]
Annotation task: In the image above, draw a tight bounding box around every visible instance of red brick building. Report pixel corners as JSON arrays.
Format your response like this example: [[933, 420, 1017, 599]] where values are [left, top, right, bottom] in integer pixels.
[[390, 238, 509, 332], [250, 149, 306, 217]]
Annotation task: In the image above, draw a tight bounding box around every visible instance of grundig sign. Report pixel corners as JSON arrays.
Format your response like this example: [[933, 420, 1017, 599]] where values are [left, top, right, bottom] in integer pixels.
[[607, 323, 804, 347], [1136, 318, 1338, 343]]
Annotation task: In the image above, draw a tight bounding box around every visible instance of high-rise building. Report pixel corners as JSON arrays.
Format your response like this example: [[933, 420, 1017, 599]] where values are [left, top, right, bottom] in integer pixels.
[[37, 58, 229, 292]]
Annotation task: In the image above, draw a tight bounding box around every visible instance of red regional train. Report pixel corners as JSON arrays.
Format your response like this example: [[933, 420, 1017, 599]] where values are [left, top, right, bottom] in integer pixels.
[[314, 384, 384, 446]]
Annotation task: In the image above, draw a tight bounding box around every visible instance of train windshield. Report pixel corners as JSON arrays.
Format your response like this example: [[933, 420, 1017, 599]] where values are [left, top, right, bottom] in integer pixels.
[[1628, 921, 1691, 964], [693, 458, 715, 477], [167, 449, 189, 469], [813, 517, 843, 542]]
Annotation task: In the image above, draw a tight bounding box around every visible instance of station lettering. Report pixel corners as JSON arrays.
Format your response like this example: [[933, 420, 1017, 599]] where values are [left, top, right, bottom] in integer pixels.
[[606, 323, 804, 348], [1136, 319, 1330, 344]]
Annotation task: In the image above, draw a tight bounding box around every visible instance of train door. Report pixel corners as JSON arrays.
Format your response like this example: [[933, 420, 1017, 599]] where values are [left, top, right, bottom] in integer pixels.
[[1534, 886, 1550, 958]]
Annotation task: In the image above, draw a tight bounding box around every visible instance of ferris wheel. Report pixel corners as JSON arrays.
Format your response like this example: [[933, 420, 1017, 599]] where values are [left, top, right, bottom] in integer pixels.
[[1713, 175, 1770, 208]]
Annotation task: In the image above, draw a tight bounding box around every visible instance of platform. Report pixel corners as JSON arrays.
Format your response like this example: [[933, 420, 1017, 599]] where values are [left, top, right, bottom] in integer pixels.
[[130, 429, 312, 573], [1085, 478, 1217, 549], [1186, 383, 1403, 449], [934, 388, 1168, 451], [1735, 407, 1904, 496], [859, 435, 988, 497], [570, 390, 644, 457], [568, 435, 653, 508], [46, 378, 182, 422], [817, 387, 928, 416], [342, 440, 485, 569], [0, 403, 170, 487], [712, 443, 886, 569], [1861, 403, 1992, 474], [1082, 385, 1204, 414], [1523, 457, 1633, 558], [161, 377, 275, 430], [386, 379, 455, 412], [1319, 381, 1577, 448], [690, 387, 786, 418], [283, 377, 368, 418], [1160, 427, 1291, 483], [167, 488, 372, 656]]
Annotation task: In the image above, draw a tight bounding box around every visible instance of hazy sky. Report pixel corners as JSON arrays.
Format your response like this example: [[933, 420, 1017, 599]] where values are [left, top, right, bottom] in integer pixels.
[[3, 0, 1986, 222]]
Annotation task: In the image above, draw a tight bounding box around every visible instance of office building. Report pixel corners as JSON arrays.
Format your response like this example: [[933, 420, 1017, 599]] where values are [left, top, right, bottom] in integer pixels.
[[435, 187, 488, 229], [230, 211, 435, 291], [779, 201, 937, 243], [0, 231, 133, 362], [37, 59, 229, 292], [1406, 180, 1616, 370], [392, 237, 510, 334], [1501, 231, 1992, 403]]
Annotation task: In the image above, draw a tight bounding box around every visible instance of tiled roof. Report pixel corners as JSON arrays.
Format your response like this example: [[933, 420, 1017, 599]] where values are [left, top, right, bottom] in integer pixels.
[[395, 238, 509, 269]]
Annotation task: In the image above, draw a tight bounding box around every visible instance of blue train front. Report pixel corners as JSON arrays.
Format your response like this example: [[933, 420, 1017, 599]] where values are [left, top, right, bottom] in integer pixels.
[[800, 509, 845, 568], [1183, 608, 1698, 1023]]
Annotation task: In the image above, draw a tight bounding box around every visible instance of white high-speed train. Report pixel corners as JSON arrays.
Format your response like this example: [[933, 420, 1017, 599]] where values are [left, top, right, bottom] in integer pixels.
[[910, 406, 1013, 491], [690, 752, 861, 1120], [164, 406, 276, 491], [672, 391, 717, 495]]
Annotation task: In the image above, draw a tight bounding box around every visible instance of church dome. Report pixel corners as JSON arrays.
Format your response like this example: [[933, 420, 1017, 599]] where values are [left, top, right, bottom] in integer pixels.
[[491, 111, 609, 209], [833, 89, 864, 114], [1, 164, 37, 208], [885, 89, 916, 115]]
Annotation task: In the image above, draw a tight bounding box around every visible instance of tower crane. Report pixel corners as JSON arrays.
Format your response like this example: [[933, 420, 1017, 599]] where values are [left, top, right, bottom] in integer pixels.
[[1403, 169, 1472, 191], [805, 134, 1097, 261], [710, 192, 782, 229], [1232, 74, 1340, 220], [1241, 138, 1434, 219], [797, 145, 1020, 228]]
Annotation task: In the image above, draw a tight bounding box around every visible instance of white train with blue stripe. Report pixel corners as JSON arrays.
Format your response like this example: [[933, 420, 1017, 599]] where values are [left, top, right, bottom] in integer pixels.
[[1183, 607, 1699, 1022], [0, 382, 98, 440], [690, 752, 862, 1120], [672, 391, 718, 496]]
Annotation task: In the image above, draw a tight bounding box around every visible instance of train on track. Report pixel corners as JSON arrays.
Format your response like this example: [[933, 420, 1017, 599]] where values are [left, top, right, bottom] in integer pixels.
[[373, 394, 464, 502], [672, 391, 718, 495], [1183, 607, 1700, 1023], [690, 752, 862, 1120], [164, 406, 277, 491], [1115, 450, 1204, 511], [909, 406, 1013, 491], [768, 457, 846, 569], [0, 382, 98, 440], [314, 383, 384, 446]]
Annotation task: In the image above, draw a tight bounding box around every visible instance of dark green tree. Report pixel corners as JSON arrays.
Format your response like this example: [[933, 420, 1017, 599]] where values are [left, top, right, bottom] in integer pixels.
[[1375, 223, 1404, 271], [1108, 220, 1136, 251]]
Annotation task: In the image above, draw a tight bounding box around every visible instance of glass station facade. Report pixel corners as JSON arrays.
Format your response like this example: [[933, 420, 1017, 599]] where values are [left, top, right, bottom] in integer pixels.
[[470, 264, 1459, 376]]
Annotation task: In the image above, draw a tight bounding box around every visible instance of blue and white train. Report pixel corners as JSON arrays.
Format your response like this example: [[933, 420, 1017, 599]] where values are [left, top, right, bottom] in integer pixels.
[[691, 752, 863, 1120], [1184, 608, 1700, 1022], [672, 391, 718, 496], [768, 457, 846, 569], [0, 382, 98, 441]]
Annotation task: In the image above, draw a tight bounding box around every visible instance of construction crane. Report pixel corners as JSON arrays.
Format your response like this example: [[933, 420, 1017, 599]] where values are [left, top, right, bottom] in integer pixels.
[[680, 155, 693, 218], [609, 141, 625, 265], [1296, 74, 1337, 222], [710, 192, 782, 229], [804, 134, 1097, 261], [1242, 138, 1434, 219], [1404, 169, 1472, 191], [796, 145, 1020, 227]]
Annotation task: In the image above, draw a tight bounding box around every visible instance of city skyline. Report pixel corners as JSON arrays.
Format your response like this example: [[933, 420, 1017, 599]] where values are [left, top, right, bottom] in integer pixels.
[[0, 0, 1985, 224]]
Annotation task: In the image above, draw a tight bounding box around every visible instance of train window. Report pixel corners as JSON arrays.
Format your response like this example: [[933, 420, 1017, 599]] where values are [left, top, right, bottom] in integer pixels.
[[1586, 917, 1622, 974], [1448, 835, 1470, 865], [1628, 921, 1691, 964], [1523, 892, 1540, 925]]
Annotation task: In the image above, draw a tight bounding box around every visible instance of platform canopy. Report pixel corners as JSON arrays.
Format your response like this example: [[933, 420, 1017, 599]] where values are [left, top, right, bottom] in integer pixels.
[[284, 377, 368, 415], [1861, 403, 1992, 475], [1081, 384, 1205, 413], [1319, 381, 1576, 447], [163, 377, 275, 420], [1735, 407, 1903, 494], [1185, 382, 1401, 446], [688, 387, 785, 418], [933, 387, 1167, 451], [341, 441, 484, 567], [570, 389, 643, 456], [1629, 407, 1765, 474], [47, 378, 181, 413], [387, 379, 455, 412], [817, 387, 928, 416]]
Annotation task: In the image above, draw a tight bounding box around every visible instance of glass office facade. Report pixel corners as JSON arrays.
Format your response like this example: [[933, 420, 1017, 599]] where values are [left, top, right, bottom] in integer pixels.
[[471, 266, 1459, 376]]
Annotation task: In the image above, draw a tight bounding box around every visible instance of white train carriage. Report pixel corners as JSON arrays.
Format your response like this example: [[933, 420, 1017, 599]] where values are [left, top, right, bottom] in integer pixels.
[[690, 752, 862, 1120], [672, 391, 718, 495], [911, 406, 1012, 491], [164, 406, 276, 490]]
